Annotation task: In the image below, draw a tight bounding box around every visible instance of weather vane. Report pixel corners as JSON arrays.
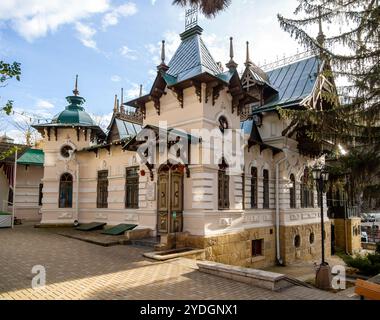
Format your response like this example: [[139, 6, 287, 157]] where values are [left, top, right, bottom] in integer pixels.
[[185, 6, 198, 30]]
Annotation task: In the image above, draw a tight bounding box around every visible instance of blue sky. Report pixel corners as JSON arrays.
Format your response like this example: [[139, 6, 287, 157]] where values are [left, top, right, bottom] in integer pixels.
[[0, 0, 304, 142]]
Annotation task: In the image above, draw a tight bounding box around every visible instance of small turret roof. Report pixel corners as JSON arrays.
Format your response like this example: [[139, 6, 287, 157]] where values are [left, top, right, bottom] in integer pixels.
[[52, 96, 96, 126], [166, 25, 223, 84]]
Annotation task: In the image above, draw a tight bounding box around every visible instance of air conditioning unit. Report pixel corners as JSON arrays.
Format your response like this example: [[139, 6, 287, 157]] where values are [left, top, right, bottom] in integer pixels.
[[219, 218, 232, 227]]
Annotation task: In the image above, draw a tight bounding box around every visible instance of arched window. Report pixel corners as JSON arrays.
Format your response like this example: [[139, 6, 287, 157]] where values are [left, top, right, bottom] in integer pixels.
[[263, 169, 269, 209], [289, 174, 296, 209], [59, 173, 73, 208], [300, 169, 314, 208], [218, 158, 229, 210], [218, 116, 229, 133], [251, 167, 258, 208]]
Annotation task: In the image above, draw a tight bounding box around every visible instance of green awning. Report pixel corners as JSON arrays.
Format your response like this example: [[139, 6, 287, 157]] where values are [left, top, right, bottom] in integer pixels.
[[17, 149, 44, 166]]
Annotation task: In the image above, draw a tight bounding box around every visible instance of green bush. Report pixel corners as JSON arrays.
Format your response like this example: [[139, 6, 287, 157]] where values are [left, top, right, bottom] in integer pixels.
[[376, 243, 380, 254], [343, 253, 380, 276]]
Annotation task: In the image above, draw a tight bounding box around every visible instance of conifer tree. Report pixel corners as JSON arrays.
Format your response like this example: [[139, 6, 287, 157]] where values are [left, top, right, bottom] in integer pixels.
[[278, 0, 379, 208]]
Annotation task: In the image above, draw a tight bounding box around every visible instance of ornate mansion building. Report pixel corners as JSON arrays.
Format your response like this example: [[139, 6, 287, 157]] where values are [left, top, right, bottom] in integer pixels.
[[33, 17, 334, 267]]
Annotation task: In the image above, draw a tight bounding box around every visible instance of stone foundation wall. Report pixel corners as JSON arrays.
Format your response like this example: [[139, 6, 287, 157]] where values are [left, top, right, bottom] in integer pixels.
[[172, 227, 276, 268], [333, 218, 361, 254], [279, 222, 331, 265]]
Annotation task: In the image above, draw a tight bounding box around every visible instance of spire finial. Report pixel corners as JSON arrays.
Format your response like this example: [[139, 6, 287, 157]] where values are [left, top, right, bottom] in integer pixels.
[[229, 37, 234, 60], [157, 40, 169, 71], [317, 5, 325, 47], [226, 37, 238, 70], [120, 89, 125, 113], [73, 74, 79, 96], [113, 94, 118, 113], [139, 84, 143, 97], [245, 41, 253, 66], [161, 40, 166, 64]]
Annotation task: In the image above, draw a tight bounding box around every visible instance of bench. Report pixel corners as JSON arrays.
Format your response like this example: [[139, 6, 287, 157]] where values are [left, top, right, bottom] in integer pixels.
[[355, 279, 380, 300]]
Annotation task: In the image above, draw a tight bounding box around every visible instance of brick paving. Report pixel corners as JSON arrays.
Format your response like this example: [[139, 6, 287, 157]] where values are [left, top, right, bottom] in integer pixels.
[[0, 224, 351, 300]]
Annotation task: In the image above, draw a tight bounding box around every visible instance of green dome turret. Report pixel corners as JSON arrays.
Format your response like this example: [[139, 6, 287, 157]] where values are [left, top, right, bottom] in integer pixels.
[[52, 75, 96, 126]]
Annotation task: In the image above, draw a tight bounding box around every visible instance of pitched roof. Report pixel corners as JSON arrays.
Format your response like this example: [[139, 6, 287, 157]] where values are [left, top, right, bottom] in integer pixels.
[[240, 118, 282, 155], [113, 118, 142, 140], [252, 56, 320, 114], [166, 26, 223, 84], [17, 148, 44, 166]]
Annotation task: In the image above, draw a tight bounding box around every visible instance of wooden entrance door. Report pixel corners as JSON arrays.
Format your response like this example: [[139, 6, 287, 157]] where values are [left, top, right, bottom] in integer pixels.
[[158, 165, 184, 234]]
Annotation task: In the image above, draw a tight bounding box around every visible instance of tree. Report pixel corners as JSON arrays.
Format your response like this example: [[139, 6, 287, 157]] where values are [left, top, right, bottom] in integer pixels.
[[0, 60, 21, 115], [277, 1, 380, 209], [172, 0, 231, 17]]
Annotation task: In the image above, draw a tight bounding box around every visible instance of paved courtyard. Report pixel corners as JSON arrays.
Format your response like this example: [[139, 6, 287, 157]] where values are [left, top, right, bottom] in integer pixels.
[[0, 224, 351, 300]]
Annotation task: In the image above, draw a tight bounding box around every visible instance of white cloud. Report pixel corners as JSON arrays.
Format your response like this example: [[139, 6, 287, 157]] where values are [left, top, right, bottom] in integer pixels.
[[75, 22, 97, 49], [101, 2, 137, 30], [147, 30, 181, 65], [151, 0, 157, 5], [89, 112, 113, 131], [35, 99, 54, 109], [120, 45, 137, 60], [111, 75, 122, 82], [126, 83, 141, 99], [0, 0, 110, 42]]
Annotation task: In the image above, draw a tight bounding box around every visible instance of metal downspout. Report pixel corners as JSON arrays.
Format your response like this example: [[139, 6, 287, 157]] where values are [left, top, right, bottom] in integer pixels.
[[275, 151, 288, 265]]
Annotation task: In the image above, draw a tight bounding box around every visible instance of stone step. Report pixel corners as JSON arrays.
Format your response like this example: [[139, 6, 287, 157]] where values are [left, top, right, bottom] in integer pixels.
[[131, 237, 160, 248]]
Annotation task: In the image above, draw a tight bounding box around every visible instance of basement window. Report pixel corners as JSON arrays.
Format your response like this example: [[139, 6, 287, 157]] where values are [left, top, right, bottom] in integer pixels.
[[294, 235, 301, 248], [309, 233, 315, 244], [252, 239, 263, 257]]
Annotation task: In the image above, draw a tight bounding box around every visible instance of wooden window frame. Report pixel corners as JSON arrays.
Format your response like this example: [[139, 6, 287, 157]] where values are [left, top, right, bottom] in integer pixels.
[[59, 173, 73, 208], [97, 170, 109, 209], [251, 167, 258, 208], [125, 167, 139, 209], [252, 239, 263, 257], [218, 159, 230, 210], [289, 174, 296, 209], [263, 169, 269, 209]]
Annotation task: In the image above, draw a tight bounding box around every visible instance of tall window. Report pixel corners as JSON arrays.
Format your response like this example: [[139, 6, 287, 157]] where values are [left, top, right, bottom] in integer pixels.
[[8, 187, 13, 206], [263, 169, 269, 209], [251, 167, 258, 208], [218, 159, 229, 210], [59, 173, 73, 208], [289, 174, 296, 208], [97, 170, 108, 208], [301, 169, 314, 208], [38, 183, 43, 206], [125, 167, 139, 209]]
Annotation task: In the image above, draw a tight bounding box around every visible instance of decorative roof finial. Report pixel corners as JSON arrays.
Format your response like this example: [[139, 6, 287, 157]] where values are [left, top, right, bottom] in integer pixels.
[[317, 6, 325, 47], [120, 88, 125, 113], [245, 41, 252, 66], [161, 40, 165, 64], [73, 74, 79, 96], [157, 40, 169, 71], [185, 6, 198, 31], [226, 37, 238, 70], [113, 94, 118, 113], [139, 84, 143, 97]]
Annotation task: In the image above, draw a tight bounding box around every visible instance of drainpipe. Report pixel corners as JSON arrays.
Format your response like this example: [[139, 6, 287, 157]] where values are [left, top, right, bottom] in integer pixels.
[[76, 162, 80, 223], [275, 149, 288, 265]]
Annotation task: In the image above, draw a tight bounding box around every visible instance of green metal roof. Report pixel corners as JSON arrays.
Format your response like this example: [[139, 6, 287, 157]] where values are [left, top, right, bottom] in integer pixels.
[[166, 25, 223, 84], [252, 56, 320, 114], [17, 149, 44, 166], [52, 96, 96, 126]]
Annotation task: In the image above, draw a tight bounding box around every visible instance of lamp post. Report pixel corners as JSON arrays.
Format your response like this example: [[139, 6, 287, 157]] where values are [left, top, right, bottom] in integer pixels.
[[312, 166, 331, 290]]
